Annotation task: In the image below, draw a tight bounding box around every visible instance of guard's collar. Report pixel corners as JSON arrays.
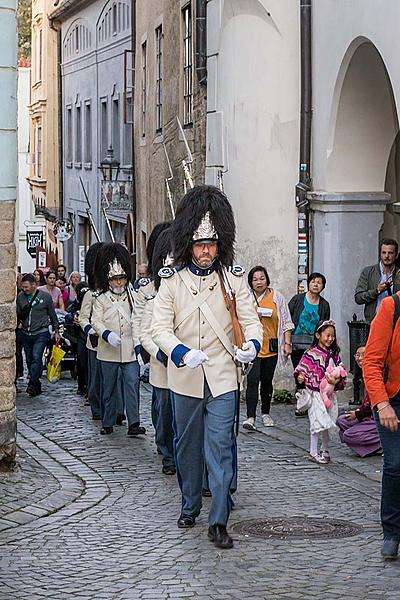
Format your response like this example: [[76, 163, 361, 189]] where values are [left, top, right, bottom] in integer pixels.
[[188, 260, 216, 277]]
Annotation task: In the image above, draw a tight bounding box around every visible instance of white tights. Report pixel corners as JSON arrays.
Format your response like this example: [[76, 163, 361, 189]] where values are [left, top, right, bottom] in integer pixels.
[[310, 430, 330, 456]]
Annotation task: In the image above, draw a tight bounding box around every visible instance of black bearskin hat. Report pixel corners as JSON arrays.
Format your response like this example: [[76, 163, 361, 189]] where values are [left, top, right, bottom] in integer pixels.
[[146, 221, 172, 276], [172, 185, 235, 268], [94, 242, 132, 293], [152, 228, 173, 291], [85, 242, 105, 290]]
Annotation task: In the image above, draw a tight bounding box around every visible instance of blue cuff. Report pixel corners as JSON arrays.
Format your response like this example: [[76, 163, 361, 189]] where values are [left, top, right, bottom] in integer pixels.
[[64, 313, 73, 324], [102, 330, 112, 342], [171, 344, 191, 368], [156, 350, 168, 366], [250, 339, 261, 355], [135, 345, 141, 358], [84, 324, 92, 335]]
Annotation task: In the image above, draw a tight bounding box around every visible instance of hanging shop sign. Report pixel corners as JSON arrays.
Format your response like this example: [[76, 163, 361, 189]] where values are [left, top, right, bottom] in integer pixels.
[[53, 219, 74, 241], [26, 230, 44, 258], [101, 181, 133, 212]]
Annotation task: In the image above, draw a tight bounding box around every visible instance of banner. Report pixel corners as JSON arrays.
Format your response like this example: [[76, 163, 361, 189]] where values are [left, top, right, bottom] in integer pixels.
[[101, 180, 133, 212]]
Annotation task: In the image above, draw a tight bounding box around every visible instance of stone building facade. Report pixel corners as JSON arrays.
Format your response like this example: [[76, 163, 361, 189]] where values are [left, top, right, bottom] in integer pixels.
[[50, 0, 133, 273], [28, 0, 62, 265], [0, 0, 17, 469], [134, 0, 207, 262]]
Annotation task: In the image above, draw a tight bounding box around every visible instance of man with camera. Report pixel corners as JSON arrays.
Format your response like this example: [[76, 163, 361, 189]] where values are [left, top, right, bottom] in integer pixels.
[[355, 239, 400, 322], [17, 273, 60, 397]]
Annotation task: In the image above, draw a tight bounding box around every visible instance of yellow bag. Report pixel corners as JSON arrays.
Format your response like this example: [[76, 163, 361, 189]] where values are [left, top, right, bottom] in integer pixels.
[[47, 345, 66, 383]]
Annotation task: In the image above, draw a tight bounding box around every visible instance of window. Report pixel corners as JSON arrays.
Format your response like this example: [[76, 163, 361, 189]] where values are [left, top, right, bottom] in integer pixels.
[[34, 28, 43, 83], [112, 99, 120, 161], [112, 3, 117, 34], [66, 106, 73, 164], [155, 25, 163, 132], [84, 101, 92, 164], [101, 99, 108, 160], [141, 41, 147, 137], [35, 125, 42, 178], [38, 29, 43, 82], [75, 104, 82, 164], [124, 96, 133, 165], [182, 5, 193, 126]]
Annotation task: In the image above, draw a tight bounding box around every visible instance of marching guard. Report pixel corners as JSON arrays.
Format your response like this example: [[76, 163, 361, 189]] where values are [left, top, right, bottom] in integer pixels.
[[152, 185, 263, 549], [79, 242, 104, 420], [92, 243, 145, 437], [140, 227, 176, 475]]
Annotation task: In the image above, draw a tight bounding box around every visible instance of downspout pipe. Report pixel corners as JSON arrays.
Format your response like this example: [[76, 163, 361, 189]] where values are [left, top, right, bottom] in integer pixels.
[[295, 0, 312, 291], [195, 0, 207, 85]]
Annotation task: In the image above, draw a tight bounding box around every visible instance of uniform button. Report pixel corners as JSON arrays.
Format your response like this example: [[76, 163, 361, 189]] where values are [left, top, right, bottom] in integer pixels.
[[201, 321, 205, 325], [201, 335, 205, 339], [202, 278, 206, 281]]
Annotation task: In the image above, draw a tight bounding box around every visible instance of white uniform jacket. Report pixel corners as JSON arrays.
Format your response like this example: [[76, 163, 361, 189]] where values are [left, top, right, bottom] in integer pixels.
[[131, 279, 155, 349], [78, 290, 98, 351], [140, 298, 168, 389], [151, 266, 263, 398], [92, 289, 136, 363]]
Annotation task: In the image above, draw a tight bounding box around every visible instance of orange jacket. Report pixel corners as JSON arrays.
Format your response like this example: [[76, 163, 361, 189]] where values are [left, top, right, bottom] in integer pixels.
[[364, 292, 400, 408]]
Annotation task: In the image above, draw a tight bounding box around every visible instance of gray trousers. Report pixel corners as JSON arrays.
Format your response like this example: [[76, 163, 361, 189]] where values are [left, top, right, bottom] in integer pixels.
[[99, 360, 140, 428], [171, 382, 237, 526], [154, 387, 174, 468], [87, 349, 101, 418]]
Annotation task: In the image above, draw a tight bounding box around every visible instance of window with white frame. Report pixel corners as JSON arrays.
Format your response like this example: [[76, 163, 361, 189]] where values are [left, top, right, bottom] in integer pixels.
[[101, 99, 108, 160], [66, 106, 73, 164], [75, 104, 82, 164], [124, 96, 133, 165], [155, 25, 163, 133], [84, 101, 92, 164], [35, 125, 42, 178], [182, 4, 193, 126], [141, 41, 147, 137], [112, 98, 120, 161]]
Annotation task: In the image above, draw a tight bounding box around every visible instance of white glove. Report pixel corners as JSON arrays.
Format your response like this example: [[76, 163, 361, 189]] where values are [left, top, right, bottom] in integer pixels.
[[234, 341, 257, 364], [87, 327, 96, 336], [107, 332, 122, 348], [183, 349, 209, 369], [137, 354, 145, 368]]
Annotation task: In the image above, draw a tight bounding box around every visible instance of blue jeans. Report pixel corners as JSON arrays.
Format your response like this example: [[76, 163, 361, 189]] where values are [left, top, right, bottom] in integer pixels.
[[21, 331, 50, 388], [374, 393, 400, 540], [171, 382, 237, 526], [99, 360, 140, 428]]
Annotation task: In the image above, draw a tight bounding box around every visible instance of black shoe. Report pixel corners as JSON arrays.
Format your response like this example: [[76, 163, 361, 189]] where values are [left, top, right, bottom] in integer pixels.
[[208, 524, 233, 549], [157, 448, 163, 455], [202, 488, 212, 498], [177, 514, 196, 529], [116, 413, 126, 425], [162, 465, 176, 476], [382, 539, 399, 559], [100, 426, 113, 435], [295, 409, 308, 417], [27, 384, 40, 397], [127, 425, 146, 437]]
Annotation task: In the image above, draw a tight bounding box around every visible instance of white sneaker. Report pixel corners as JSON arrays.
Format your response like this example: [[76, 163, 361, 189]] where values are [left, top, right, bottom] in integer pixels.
[[308, 453, 329, 465], [242, 417, 257, 431], [262, 414, 274, 427]]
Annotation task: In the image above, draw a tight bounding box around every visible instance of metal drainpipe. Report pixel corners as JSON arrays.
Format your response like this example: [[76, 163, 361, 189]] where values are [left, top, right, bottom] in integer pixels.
[[295, 0, 312, 292], [130, 0, 137, 275], [195, 0, 207, 85]]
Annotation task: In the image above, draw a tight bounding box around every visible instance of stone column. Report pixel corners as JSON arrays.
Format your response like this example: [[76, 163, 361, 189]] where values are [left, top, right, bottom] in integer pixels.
[[0, 0, 17, 470], [309, 191, 391, 364]]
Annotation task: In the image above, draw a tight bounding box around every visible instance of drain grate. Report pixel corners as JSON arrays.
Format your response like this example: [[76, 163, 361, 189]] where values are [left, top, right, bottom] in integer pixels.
[[232, 517, 363, 540]]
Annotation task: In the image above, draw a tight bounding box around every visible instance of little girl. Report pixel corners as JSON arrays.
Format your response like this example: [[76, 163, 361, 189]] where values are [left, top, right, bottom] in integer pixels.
[[294, 320, 346, 464]]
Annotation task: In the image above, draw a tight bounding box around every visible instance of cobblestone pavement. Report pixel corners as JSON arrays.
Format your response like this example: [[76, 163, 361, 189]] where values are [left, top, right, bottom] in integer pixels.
[[0, 376, 398, 600]]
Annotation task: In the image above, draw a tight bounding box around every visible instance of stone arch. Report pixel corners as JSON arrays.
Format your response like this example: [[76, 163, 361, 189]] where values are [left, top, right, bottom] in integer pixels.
[[326, 39, 398, 192], [96, 0, 131, 47], [63, 19, 93, 61]]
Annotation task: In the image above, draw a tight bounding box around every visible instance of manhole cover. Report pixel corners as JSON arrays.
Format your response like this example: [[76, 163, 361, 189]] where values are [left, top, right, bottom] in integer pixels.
[[232, 517, 362, 540]]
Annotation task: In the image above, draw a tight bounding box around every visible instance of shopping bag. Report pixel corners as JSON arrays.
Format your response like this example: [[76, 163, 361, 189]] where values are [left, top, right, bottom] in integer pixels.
[[47, 344, 66, 383]]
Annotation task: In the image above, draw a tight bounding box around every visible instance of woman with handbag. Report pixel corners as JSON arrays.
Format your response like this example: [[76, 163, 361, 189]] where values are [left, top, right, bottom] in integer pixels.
[[242, 266, 294, 430]]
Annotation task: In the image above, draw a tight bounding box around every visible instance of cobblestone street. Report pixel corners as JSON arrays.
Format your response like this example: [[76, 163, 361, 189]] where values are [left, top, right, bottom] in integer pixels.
[[0, 377, 398, 600]]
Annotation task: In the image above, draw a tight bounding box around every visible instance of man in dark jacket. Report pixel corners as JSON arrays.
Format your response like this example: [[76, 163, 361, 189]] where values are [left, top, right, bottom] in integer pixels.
[[17, 273, 60, 396], [354, 239, 399, 323]]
